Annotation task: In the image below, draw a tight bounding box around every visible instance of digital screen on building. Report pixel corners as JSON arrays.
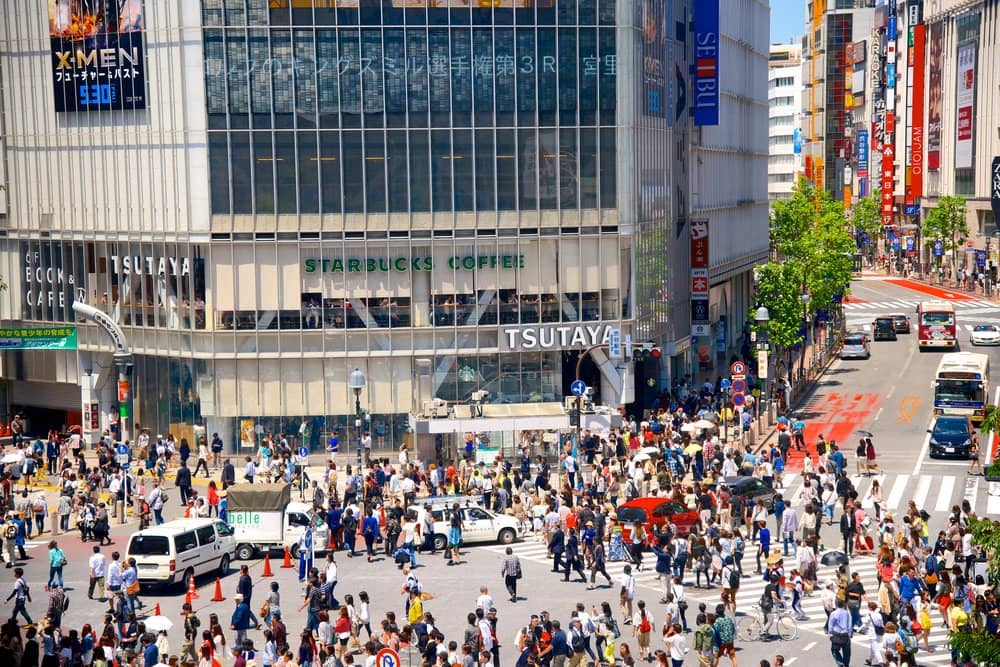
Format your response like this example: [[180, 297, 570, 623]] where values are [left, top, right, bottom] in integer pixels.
[[48, 0, 147, 112]]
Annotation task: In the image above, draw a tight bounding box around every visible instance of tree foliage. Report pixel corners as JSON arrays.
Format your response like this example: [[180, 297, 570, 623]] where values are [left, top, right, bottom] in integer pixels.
[[851, 188, 883, 243], [751, 262, 804, 352], [947, 516, 1000, 666], [923, 195, 970, 260]]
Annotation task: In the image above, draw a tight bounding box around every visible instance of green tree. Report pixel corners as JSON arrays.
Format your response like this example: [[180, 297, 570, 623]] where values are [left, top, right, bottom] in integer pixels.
[[948, 516, 1000, 665], [923, 195, 970, 271], [750, 261, 804, 365], [851, 188, 882, 249]]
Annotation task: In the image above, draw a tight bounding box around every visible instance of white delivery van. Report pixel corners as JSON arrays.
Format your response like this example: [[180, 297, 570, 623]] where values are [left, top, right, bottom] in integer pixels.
[[126, 518, 236, 588], [416, 502, 526, 550], [226, 483, 330, 560]]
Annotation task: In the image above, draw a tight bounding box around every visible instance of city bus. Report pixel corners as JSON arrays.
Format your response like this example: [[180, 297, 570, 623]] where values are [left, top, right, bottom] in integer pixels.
[[934, 352, 990, 422], [917, 300, 957, 349]]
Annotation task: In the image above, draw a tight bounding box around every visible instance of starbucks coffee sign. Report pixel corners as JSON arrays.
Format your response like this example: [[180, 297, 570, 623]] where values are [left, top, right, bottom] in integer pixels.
[[304, 254, 525, 274]]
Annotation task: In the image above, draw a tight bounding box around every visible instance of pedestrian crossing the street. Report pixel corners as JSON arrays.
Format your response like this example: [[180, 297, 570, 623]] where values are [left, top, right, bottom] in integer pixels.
[[844, 299, 999, 312]]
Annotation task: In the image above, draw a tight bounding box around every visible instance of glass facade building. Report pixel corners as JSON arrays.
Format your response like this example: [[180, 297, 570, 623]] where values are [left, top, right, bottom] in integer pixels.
[[0, 0, 693, 452]]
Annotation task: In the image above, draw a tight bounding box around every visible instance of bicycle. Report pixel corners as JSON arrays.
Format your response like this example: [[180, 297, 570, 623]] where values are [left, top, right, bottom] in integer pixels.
[[736, 604, 799, 641]]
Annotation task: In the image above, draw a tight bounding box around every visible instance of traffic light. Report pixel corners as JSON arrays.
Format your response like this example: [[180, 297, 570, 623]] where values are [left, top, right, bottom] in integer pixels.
[[633, 341, 662, 363]]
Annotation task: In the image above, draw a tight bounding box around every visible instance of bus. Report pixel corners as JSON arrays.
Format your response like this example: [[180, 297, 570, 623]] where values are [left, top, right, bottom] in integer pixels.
[[917, 300, 957, 349], [934, 352, 990, 422]]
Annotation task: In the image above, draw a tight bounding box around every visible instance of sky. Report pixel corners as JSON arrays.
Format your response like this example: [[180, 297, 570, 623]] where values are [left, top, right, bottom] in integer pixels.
[[771, 0, 806, 45]]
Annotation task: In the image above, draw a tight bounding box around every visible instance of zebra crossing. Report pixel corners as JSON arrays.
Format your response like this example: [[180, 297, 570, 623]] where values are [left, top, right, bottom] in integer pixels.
[[844, 299, 999, 312], [848, 321, 1000, 333]]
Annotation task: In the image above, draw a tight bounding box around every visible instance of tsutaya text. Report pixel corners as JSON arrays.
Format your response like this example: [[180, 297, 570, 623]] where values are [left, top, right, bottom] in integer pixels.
[[501, 324, 615, 351]]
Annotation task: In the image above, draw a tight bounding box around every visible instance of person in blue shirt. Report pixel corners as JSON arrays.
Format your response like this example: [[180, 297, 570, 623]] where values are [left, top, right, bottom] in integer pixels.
[[791, 418, 806, 451], [326, 505, 343, 550], [756, 522, 771, 574], [230, 593, 259, 647], [361, 508, 380, 562], [826, 598, 854, 667], [547, 620, 569, 660], [141, 633, 158, 667], [830, 444, 846, 476]]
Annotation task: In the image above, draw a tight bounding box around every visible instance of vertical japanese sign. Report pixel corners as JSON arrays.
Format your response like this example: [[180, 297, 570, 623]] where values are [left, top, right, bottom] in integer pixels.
[[927, 22, 943, 170], [881, 0, 898, 227], [49, 0, 147, 112], [641, 0, 668, 117], [690, 220, 710, 337], [906, 17, 925, 201], [692, 0, 719, 126]]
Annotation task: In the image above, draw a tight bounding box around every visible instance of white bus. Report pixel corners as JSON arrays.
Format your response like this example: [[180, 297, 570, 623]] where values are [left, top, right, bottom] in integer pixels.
[[934, 352, 990, 422]]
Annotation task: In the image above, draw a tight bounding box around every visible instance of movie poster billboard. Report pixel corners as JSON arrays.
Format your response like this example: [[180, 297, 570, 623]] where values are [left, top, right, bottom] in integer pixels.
[[641, 0, 668, 118], [48, 0, 147, 112], [927, 22, 942, 170]]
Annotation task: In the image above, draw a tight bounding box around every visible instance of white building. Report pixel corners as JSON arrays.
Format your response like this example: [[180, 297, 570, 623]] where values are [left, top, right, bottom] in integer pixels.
[[768, 43, 802, 201]]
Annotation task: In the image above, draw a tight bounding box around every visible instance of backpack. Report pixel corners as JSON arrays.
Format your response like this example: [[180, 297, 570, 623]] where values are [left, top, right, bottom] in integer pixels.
[[608, 617, 621, 639], [4, 523, 16, 540], [727, 567, 740, 590], [570, 631, 585, 653], [638, 613, 651, 634], [759, 590, 774, 611], [897, 629, 918, 655]]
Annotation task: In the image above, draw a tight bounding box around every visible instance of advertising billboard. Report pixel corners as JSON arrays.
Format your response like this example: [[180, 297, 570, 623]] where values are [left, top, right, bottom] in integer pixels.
[[693, 0, 719, 126], [906, 24, 925, 201], [641, 0, 668, 118], [690, 220, 710, 336], [956, 42, 976, 170], [48, 0, 147, 112], [927, 22, 943, 170]]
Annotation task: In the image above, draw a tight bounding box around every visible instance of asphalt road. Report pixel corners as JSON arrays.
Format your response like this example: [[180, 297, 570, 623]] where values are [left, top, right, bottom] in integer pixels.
[[8, 274, 1000, 667]]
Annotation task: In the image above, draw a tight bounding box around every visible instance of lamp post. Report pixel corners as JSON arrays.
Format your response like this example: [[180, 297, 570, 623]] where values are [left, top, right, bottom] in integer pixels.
[[348, 368, 366, 472], [800, 292, 811, 376], [755, 306, 770, 431]]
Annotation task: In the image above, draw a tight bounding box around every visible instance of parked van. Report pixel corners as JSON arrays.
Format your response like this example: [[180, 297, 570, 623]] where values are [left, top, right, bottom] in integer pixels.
[[127, 518, 237, 588], [415, 503, 525, 550]]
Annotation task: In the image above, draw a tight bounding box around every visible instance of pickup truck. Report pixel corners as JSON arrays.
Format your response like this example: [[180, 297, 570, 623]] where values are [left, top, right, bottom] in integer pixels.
[[226, 483, 329, 560]]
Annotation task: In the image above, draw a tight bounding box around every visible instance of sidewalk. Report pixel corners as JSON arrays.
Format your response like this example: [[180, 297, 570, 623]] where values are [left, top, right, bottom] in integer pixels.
[[861, 266, 1000, 302]]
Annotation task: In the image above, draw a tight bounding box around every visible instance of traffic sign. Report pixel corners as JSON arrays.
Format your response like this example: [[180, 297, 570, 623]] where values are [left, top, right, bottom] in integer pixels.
[[376, 648, 401, 667], [731, 393, 746, 408], [121, 462, 130, 471], [570, 379, 588, 397], [730, 361, 746, 376], [609, 328, 622, 359], [298, 446, 309, 458], [732, 379, 747, 394], [116, 444, 129, 456], [719, 378, 732, 390]]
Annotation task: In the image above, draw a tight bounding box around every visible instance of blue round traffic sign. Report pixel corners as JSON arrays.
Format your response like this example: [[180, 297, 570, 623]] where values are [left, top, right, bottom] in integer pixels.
[[732, 379, 747, 394], [731, 393, 746, 407], [298, 446, 309, 458], [719, 379, 732, 390], [570, 379, 588, 397], [116, 444, 129, 456]]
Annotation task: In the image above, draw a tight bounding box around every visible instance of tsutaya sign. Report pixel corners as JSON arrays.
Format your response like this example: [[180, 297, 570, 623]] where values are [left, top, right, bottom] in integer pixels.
[[501, 324, 615, 351], [111, 255, 191, 277]]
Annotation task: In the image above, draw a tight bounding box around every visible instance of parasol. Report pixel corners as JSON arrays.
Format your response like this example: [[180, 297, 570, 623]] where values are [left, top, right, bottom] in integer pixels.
[[692, 419, 717, 430], [632, 453, 651, 463], [143, 616, 173, 633], [683, 443, 703, 455]]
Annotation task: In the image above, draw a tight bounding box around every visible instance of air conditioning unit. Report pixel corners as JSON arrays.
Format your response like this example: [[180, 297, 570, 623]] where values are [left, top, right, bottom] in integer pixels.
[[422, 398, 450, 418]]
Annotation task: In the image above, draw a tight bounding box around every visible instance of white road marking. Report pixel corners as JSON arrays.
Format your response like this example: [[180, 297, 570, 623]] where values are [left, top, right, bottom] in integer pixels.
[[987, 386, 1000, 466], [987, 482, 1000, 516], [913, 475, 932, 510], [885, 474, 910, 509], [964, 476, 980, 509], [874, 407, 883, 421], [935, 476, 956, 512], [912, 424, 932, 477]]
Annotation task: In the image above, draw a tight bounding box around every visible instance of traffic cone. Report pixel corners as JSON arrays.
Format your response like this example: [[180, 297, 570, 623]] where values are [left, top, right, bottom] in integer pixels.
[[183, 590, 193, 607], [211, 577, 226, 602], [187, 574, 199, 599], [326, 529, 337, 551], [154, 604, 161, 616], [262, 553, 274, 577], [281, 546, 293, 568]]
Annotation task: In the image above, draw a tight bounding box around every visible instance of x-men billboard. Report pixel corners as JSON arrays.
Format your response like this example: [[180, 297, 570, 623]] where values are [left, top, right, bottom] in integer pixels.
[[48, 0, 147, 112]]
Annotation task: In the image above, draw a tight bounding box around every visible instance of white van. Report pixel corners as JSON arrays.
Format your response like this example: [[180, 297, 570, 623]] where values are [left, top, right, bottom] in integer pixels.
[[126, 518, 237, 588], [416, 503, 526, 550]]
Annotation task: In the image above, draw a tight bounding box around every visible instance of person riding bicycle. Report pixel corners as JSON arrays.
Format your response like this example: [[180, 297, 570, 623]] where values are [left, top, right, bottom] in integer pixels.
[[759, 573, 783, 637]]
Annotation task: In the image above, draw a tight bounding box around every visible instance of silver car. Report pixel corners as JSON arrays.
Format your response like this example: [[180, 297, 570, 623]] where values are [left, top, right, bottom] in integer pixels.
[[970, 324, 1000, 346], [840, 333, 871, 359]]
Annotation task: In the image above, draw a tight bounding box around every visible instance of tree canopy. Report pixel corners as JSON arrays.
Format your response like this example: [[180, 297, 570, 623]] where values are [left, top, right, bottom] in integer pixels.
[[850, 188, 882, 244], [923, 195, 970, 262], [948, 516, 1000, 665]]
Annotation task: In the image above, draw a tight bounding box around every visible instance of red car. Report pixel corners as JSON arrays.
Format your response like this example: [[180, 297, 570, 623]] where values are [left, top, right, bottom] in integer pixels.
[[616, 497, 701, 542]]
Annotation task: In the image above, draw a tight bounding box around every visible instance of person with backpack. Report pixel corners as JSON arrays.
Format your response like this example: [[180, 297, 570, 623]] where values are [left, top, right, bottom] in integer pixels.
[[631, 601, 653, 662], [693, 613, 715, 667], [712, 604, 737, 667], [4, 567, 32, 626]]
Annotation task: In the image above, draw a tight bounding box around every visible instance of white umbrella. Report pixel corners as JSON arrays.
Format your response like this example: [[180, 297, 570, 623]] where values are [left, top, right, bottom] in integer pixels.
[[692, 419, 717, 430], [632, 452, 651, 463], [1, 453, 22, 464], [640, 446, 660, 455], [680, 423, 699, 433], [144, 615, 173, 633]]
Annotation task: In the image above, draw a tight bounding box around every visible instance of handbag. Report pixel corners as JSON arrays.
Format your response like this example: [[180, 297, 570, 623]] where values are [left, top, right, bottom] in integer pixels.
[[260, 601, 270, 618], [125, 581, 140, 596]]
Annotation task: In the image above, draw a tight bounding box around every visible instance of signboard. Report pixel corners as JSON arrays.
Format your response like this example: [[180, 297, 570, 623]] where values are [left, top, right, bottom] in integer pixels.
[[693, 0, 720, 126], [907, 24, 925, 200], [977, 250, 987, 267], [240, 420, 256, 448], [609, 328, 622, 359], [49, 0, 148, 112], [857, 130, 869, 177], [927, 22, 943, 170], [757, 350, 768, 379], [933, 240, 944, 256], [376, 648, 402, 667], [570, 380, 588, 397], [956, 42, 976, 169], [501, 323, 614, 351], [690, 220, 710, 337], [732, 379, 747, 393], [0, 327, 77, 350], [730, 361, 746, 376], [90, 401, 99, 429], [117, 380, 130, 402], [991, 157, 1000, 228], [641, 0, 668, 117]]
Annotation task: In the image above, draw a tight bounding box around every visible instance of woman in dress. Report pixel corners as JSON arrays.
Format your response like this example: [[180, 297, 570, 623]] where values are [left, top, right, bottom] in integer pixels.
[[608, 518, 626, 562]]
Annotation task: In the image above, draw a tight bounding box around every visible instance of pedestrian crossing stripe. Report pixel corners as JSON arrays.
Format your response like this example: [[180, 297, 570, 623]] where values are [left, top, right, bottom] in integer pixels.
[[485, 543, 955, 663], [844, 299, 997, 311], [847, 320, 1000, 332]]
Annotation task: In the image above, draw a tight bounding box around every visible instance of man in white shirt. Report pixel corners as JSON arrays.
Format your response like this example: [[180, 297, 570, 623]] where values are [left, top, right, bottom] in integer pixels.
[[476, 586, 494, 612], [561, 454, 578, 489], [401, 518, 418, 567], [108, 475, 122, 519], [147, 483, 165, 525], [722, 455, 739, 478], [88, 545, 106, 600], [361, 432, 372, 467], [619, 564, 635, 620]]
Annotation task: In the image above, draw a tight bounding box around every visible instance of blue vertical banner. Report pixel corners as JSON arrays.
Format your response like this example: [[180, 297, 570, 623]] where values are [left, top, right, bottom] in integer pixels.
[[793, 128, 802, 154], [856, 129, 869, 176], [693, 0, 720, 126]]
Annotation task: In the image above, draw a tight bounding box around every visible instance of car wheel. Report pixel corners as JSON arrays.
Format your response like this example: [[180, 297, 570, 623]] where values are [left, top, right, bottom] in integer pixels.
[[235, 544, 256, 561], [498, 528, 516, 545], [180, 567, 195, 591], [218, 554, 231, 576], [434, 534, 447, 551], [290, 544, 300, 559]]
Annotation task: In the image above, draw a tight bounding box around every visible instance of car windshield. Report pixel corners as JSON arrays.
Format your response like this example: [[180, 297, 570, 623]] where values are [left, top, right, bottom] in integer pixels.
[[844, 336, 865, 345], [921, 312, 954, 326], [934, 419, 970, 436], [892, 315, 906, 321], [874, 319, 894, 329], [617, 507, 648, 523], [974, 325, 995, 332], [128, 535, 170, 556], [935, 380, 983, 403]]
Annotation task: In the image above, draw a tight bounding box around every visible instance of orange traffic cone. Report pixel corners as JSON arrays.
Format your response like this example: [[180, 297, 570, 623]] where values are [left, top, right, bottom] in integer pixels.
[[211, 577, 226, 602], [187, 574, 199, 599], [262, 554, 274, 577], [154, 603, 161, 616], [281, 546, 293, 568], [183, 590, 193, 607], [326, 529, 337, 551]]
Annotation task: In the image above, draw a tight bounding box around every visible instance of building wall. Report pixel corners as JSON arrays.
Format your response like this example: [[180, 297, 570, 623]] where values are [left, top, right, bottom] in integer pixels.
[[768, 46, 802, 201]]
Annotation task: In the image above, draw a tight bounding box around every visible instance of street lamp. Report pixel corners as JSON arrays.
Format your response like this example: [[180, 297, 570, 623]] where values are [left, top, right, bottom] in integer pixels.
[[348, 368, 366, 471], [755, 306, 770, 429], [800, 292, 811, 374]]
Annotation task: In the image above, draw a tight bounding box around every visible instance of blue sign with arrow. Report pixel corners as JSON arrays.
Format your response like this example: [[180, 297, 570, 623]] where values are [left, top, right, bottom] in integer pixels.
[[570, 380, 588, 397]]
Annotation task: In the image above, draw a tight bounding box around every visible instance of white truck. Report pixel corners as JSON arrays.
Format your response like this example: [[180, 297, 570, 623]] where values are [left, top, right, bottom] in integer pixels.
[[226, 483, 330, 560]]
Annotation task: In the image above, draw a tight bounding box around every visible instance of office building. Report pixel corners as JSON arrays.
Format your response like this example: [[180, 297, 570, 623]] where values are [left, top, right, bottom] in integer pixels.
[[768, 43, 802, 201]]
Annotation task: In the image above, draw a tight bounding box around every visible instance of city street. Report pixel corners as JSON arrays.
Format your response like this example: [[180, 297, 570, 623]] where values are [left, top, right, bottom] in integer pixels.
[[4, 273, 992, 667]]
